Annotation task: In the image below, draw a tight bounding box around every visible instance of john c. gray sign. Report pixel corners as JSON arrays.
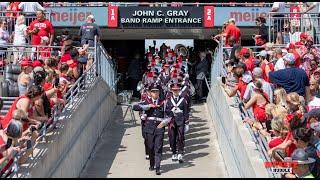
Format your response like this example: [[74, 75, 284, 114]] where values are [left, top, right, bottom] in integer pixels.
[[118, 7, 203, 28]]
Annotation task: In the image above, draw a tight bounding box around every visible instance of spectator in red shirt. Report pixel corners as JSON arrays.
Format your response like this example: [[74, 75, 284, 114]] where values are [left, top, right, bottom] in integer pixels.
[[287, 43, 301, 68], [38, 36, 51, 61], [222, 62, 252, 99], [28, 10, 54, 46], [295, 33, 308, 46], [256, 50, 274, 82], [225, 18, 241, 47], [240, 48, 254, 72]]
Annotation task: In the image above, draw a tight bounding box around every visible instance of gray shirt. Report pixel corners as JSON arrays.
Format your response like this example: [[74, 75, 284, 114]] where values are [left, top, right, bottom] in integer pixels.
[[79, 22, 101, 41], [243, 78, 274, 104]]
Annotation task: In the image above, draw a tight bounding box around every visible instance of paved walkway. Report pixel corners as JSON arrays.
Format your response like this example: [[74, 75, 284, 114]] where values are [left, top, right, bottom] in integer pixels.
[[79, 103, 228, 178]]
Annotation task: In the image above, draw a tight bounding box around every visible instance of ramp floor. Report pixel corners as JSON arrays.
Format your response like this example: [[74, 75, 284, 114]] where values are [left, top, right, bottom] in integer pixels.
[[79, 103, 227, 178]]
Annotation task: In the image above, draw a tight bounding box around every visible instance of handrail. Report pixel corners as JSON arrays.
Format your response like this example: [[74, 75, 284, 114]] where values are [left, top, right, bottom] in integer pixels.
[[208, 39, 281, 178], [0, 36, 115, 178]]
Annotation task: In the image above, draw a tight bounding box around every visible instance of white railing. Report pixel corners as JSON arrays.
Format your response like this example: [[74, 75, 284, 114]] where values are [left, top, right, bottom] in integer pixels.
[[268, 12, 320, 44], [207, 40, 281, 178], [0, 36, 117, 178]]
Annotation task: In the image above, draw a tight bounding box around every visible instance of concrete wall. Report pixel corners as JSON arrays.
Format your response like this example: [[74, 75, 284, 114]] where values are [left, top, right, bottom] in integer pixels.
[[29, 78, 117, 178], [206, 79, 269, 178]]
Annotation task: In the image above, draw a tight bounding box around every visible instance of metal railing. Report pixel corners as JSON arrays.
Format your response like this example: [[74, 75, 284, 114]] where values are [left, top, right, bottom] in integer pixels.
[[0, 11, 51, 35], [0, 44, 95, 74], [207, 40, 281, 178], [44, 2, 275, 7], [0, 36, 116, 178], [268, 12, 320, 44]]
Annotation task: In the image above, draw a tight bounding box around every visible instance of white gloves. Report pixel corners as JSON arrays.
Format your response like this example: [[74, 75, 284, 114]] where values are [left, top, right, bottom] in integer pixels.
[[184, 124, 189, 133]]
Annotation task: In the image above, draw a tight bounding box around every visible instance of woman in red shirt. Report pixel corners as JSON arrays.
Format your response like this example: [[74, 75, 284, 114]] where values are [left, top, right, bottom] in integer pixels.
[[244, 80, 269, 123], [1, 85, 45, 131]]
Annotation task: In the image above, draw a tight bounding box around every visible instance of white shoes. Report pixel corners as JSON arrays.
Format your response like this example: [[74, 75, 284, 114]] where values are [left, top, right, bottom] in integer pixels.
[[178, 154, 184, 163], [172, 154, 178, 161]]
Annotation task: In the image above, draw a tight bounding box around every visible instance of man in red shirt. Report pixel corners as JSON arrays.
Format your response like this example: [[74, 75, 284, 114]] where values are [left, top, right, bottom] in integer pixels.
[[287, 43, 301, 68], [257, 50, 274, 82], [295, 32, 308, 46], [225, 18, 241, 47], [28, 10, 54, 46], [240, 48, 254, 72]]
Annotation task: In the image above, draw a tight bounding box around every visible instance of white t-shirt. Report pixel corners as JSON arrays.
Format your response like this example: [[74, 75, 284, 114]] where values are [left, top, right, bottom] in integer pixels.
[[18, 2, 45, 13], [308, 97, 320, 111], [13, 24, 27, 45], [274, 58, 286, 71], [272, 2, 286, 13]]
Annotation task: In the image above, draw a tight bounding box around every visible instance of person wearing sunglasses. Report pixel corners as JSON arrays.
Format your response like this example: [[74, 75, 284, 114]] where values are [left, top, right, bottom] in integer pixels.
[[0, 19, 9, 61]]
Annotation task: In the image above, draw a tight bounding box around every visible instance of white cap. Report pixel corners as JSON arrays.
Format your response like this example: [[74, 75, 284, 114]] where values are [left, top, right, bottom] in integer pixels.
[[40, 36, 49, 42], [228, 18, 236, 23], [87, 14, 95, 20]]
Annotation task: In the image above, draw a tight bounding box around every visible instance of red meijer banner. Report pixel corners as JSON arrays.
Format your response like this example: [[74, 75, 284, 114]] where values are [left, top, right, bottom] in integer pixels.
[[108, 6, 118, 27], [204, 6, 214, 28]]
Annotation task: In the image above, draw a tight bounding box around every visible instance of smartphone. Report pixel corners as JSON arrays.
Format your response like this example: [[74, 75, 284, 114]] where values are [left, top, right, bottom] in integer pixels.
[[54, 77, 60, 87], [222, 77, 226, 84], [5, 138, 12, 149], [27, 140, 32, 149]]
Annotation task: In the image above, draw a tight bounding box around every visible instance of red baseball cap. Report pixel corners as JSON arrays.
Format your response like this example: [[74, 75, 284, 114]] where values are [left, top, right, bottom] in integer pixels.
[[240, 48, 249, 55], [33, 60, 43, 68], [20, 60, 33, 67], [300, 32, 308, 39], [286, 43, 295, 50]]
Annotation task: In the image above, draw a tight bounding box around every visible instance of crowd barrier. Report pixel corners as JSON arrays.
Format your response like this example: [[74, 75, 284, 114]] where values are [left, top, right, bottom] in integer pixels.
[[0, 11, 51, 35], [0, 36, 117, 178], [0, 44, 95, 75], [268, 12, 320, 45], [206, 41, 287, 177]]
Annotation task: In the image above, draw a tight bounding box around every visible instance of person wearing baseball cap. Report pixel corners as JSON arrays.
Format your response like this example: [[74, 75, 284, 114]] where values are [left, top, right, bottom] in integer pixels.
[[269, 53, 311, 101], [286, 43, 301, 67], [257, 50, 274, 83], [284, 148, 316, 178], [223, 66, 252, 99], [295, 32, 309, 46], [240, 48, 254, 72], [18, 58, 34, 96], [79, 14, 101, 47], [243, 67, 273, 104]]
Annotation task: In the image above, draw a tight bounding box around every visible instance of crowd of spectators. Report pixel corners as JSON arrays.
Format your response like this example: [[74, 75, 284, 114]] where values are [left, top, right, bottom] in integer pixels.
[[0, 2, 96, 177], [219, 13, 320, 177]]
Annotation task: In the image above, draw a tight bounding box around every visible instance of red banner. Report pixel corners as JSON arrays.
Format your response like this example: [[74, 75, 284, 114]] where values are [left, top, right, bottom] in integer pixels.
[[204, 6, 214, 28], [108, 6, 118, 28]]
